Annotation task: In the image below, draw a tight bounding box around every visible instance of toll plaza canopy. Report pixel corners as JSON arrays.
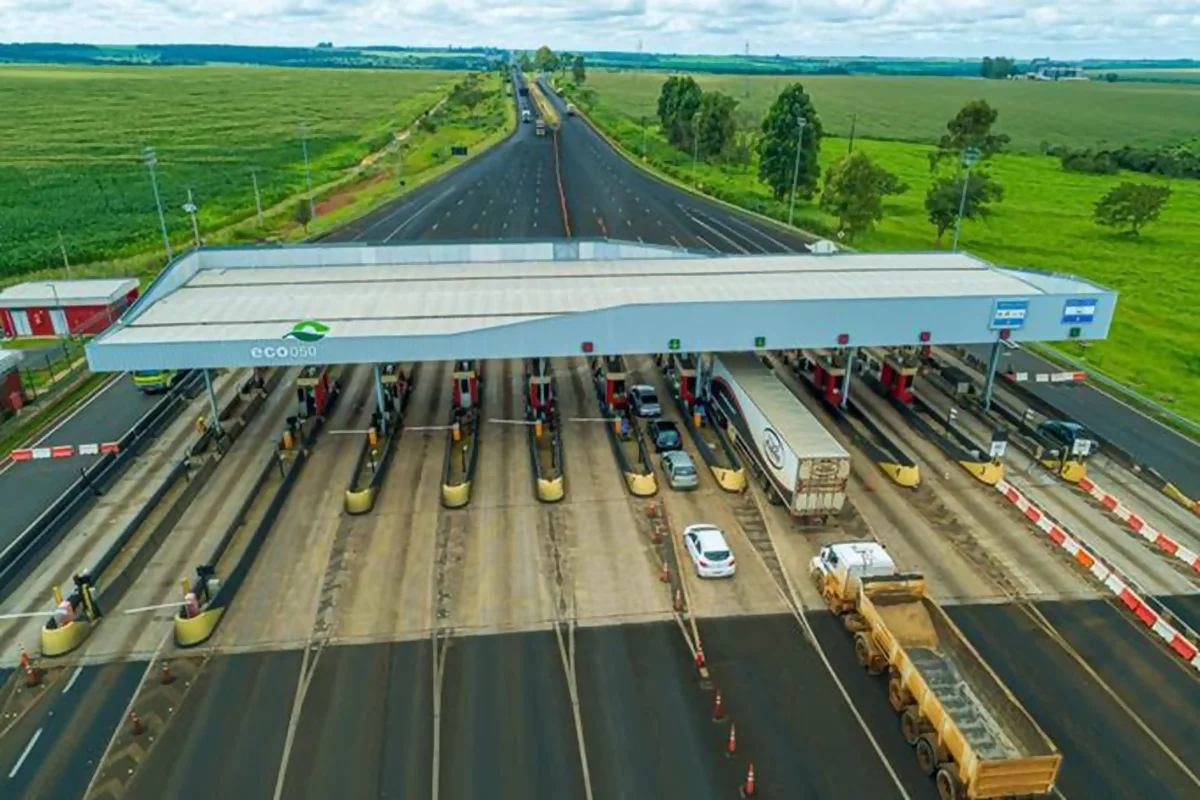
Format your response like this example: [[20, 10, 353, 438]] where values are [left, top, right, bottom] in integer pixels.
[[85, 239, 1117, 371]]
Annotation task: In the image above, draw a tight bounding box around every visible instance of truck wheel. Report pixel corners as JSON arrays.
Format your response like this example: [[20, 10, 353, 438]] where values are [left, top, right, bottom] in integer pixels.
[[900, 707, 925, 745], [887, 677, 913, 712], [915, 735, 938, 776], [853, 634, 873, 668], [935, 767, 963, 800], [843, 613, 867, 633]]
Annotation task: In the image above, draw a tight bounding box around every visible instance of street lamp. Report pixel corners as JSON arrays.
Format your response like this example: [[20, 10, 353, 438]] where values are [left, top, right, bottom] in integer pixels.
[[142, 146, 173, 260], [951, 146, 982, 252], [788, 115, 808, 227], [692, 113, 700, 178], [183, 189, 201, 248], [300, 122, 316, 221]]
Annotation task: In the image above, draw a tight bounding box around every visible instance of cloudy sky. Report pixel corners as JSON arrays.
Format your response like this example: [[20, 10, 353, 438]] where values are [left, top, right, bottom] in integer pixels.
[[2, 0, 1198, 59]]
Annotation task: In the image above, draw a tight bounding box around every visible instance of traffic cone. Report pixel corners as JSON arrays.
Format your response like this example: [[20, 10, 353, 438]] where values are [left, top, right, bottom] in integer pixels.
[[712, 690, 725, 721], [660, 561, 670, 583], [726, 723, 737, 755], [695, 646, 706, 669], [742, 763, 757, 797], [19, 648, 30, 671], [161, 661, 174, 685], [647, 504, 658, 519], [673, 589, 683, 612], [129, 711, 145, 736], [25, 666, 39, 688]]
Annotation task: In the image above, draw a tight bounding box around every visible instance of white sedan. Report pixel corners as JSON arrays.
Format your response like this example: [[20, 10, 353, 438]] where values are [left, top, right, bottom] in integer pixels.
[[682, 524, 736, 578]]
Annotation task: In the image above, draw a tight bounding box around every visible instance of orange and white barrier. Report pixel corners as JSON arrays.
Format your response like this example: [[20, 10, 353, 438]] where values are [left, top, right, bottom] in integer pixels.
[[8, 442, 119, 461], [994, 479, 1200, 672], [1002, 370, 1087, 384], [1076, 476, 1200, 574]]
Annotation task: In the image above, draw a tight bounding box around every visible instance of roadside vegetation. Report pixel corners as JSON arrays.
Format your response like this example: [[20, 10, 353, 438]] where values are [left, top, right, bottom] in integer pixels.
[[0, 66, 513, 285], [558, 67, 1200, 422]]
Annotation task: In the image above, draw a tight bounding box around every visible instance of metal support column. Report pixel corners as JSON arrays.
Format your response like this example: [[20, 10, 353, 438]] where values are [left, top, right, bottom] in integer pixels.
[[373, 364, 388, 436], [840, 349, 855, 409], [203, 369, 220, 432], [537, 357, 546, 408], [983, 339, 1003, 411]]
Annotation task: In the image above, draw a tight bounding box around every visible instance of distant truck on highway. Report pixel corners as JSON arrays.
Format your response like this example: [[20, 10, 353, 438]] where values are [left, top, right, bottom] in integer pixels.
[[521, 108, 531, 124], [535, 118, 547, 136], [709, 352, 849, 521], [812, 542, 1063, 799], [566, 102, 576, 116], [132, 368, 178, 393], [518, 85, 529, 97]]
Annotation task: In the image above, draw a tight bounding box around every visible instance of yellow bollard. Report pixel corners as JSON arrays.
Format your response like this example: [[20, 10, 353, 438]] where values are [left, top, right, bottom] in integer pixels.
[[53, 585, 64, 605], [693, 411, 702, 428], [181, 577, 191, 597], [82, 584, 97, 619], [282, 429, 294, 450], [612, 419, 621, 435], [368, 427, 379, 447], [535, 420, 544, 438], [452, 421, 461, 442], [195, 416, 206, 434]]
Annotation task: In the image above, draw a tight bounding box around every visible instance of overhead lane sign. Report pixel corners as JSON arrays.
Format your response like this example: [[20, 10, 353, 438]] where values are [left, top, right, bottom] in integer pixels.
[[1061, 298, 1098, 325], [990, 299, 1028, 330]]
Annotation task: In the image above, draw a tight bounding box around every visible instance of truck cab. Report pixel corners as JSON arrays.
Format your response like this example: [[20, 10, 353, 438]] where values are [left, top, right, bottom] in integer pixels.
[[566, 102, 576, 116], [535, 118, 547, 136], [810, 542, 897, 612], [521, 108, 531, 124]]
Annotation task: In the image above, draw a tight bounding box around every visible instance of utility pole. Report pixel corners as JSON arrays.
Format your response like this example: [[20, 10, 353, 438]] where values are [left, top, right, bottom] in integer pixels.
[[142, 146, 172, 261], [57, 231, 71, 278], [251, 168, 264, 228], [692, 113, 700, 178], [787, 115, 808, 227], [300, 121, 316, 221], [847, 114, 857, 154], [951, 146, 981, 252], [183, 189, 201, 248]]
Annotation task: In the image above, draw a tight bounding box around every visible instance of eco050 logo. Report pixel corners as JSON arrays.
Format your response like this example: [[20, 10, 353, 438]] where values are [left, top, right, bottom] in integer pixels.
[[250, 320, 330, 360], [761, 428, 785, 470], [283, 320, 330, 343]]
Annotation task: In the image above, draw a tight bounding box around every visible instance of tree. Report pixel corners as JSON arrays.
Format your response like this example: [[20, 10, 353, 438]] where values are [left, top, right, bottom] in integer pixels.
[[819, 151, 907, 241], [930, 100, 1010, 169], [534, 45, 559, 73], [757, 83, 822, 201], [924, 171, 1004, 244], [1093, 182, 1171, 235], [980, 56, 1016, 79], [656, 75, 703, 150], [517, 52, 533, 72], [1104, 72, 1119, 82], [572, 54, 586, 84], [294, 200, 312, 232], [695, 91, 738, 159]]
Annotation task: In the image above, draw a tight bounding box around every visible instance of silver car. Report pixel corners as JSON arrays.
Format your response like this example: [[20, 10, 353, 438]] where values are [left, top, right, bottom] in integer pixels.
[[627, 384, 662, 418], [662, 450, 699, 490]]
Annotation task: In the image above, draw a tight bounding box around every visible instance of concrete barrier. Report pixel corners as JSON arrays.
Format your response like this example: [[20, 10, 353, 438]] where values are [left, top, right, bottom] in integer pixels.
[[625, 471, 658, 497], [174, 608, 224, 648], [441, 406, 481, 510], [879, 462, 921, 488], [40, 618, 92, 657], [710, 465, 747, 492], [344, 486, 376, 514], [536, 476, 565, 502], [441, 480, 472, 508], [960, 459, 1005, 485]]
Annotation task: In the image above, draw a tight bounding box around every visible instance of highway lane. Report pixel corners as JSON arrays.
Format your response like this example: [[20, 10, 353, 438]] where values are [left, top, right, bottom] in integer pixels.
[[963, 344, 1200, 497], [0, 662, 144, 800], [0, 376, 157, 553]]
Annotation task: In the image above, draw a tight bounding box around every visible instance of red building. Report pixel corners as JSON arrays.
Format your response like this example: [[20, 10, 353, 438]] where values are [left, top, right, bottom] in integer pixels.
[[0, 351, 23, 415], [0, 279, 139, 339]]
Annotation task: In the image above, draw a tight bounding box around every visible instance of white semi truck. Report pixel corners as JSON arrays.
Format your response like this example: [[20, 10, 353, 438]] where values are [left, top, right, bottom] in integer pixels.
[[710, 352, 850, 521]]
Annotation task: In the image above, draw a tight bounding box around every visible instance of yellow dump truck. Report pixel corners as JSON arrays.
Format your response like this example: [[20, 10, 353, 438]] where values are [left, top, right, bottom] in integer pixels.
[[811, 542, 1062, 800]]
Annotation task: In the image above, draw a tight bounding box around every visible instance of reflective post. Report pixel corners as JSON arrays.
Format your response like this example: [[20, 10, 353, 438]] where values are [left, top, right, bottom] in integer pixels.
[[840, 349, 855, 409], [203, 369, 220, 432], [983, 339, 1003, 411], [373, 364, 388, 436]]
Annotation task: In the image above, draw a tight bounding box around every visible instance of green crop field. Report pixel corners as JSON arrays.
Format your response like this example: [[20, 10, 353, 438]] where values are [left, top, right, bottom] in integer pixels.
[[0, 65, 464, 278], [578, 81, 1200, 421], [586, 72, 1200, 153]]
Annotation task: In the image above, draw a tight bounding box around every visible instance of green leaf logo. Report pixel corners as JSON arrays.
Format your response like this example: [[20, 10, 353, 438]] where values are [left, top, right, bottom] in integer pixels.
[[283, 320, 330, 343]]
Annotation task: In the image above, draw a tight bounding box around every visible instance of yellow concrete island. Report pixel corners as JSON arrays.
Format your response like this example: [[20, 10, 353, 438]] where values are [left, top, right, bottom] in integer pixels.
[[344, 486, 376, 515], [175, 606, 225, 648], [442, 480, 472, 508], [1045, 458, 1087, 484], [536, 476, 565, 503], [41, 618, 92, 657], [624, 470, 658, 497], [709, 465, 747, 493], [880, 462, 922, 488], [961, 459, 1005, 486]]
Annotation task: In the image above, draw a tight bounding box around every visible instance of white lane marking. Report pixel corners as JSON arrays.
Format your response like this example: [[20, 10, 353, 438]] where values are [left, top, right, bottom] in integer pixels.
[[8, 727, 42, 778], [62, 666, 83, 694]]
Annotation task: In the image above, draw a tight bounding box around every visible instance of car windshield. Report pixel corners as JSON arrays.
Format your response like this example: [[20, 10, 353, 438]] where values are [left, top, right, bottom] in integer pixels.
[[703, 550, 731, 562], [660, 431, 681, 444], [641, 392, 658, 404], [134, 370, 163, 377], [675, 465, 697, 476]]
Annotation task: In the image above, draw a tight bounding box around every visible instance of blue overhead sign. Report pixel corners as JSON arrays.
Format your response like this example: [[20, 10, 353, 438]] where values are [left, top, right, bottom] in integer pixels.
[[1061, 298, 1098, 325], [990, 299, 1029, 330]]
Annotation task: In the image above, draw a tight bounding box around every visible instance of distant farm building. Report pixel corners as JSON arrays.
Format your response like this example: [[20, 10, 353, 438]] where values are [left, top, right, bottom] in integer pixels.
[[1023, 60, 1088, 81], [0, 279, 139, 339]]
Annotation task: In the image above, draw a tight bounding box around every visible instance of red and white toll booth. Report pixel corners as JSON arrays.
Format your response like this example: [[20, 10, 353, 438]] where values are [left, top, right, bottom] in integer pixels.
[[811, 351, 848, 407], [453, 361, 479, 410], [592, 356, 627, 410], [879, 350, 920, 404], [526, 358, 554, 413], [669, 353, 699, 407], [296, 365, 332, 417]]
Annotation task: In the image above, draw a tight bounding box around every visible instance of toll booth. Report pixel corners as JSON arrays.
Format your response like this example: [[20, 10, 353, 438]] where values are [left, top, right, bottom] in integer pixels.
[[669, 354, 699, 408], [526, 358, 554, 413], [880, 349, 921, 404], [453, 360, 479, 410], [296, 365, 331, 418], [811, 351, 848, 407], [379, 363, 404, 413], [592, 356, 627, 410]]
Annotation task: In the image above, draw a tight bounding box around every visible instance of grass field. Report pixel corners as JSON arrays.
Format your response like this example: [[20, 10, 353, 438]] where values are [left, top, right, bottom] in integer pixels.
[[586, 72, 1200, 152], [0, 65, 466, 278], [578, 84, 1200, 422]]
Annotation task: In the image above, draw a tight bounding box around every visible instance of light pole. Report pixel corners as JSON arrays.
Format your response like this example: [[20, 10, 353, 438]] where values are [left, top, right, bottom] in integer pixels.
[[250, 168, 264, 228], [57, 231, 71, 277], [787, 115, 808, 227], [691, 112, 701, 178], [183, 189, 201, 248], [951, 146, 981, 252], [142, 146, 172, 261], [45, 282, 63, 337], [300, 122, 316, 221]]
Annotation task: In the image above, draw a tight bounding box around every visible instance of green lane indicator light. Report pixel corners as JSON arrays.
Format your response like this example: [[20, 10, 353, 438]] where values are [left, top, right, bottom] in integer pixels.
[[754, 336, 767, 349], [1069, 327, 1082, 339], [668, 338, 681, 351]]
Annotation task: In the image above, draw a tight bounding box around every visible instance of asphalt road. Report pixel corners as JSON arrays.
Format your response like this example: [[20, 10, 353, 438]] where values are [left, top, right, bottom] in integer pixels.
[[0, 376, 156, 553], [963, 344, 1200, 497]]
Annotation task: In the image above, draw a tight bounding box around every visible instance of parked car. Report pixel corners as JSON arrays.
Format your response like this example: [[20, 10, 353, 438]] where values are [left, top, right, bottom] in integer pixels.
[[1037, 419, 1096, 456], [627, 384, 662, 418], [661, 450, 699, 491], [682, 524, 736, 578], [647, 419, 683, 452]]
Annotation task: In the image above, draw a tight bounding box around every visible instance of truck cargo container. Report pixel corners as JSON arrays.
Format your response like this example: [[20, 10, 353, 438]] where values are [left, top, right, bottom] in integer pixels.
[[710, 352, 849, 520], [811, 542, 1062, 799]]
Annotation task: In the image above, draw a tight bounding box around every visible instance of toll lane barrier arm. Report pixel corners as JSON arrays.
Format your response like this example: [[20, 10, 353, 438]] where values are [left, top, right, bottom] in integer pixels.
[[993, 479, 1200, 672], [1076, 476, 1200, 574]]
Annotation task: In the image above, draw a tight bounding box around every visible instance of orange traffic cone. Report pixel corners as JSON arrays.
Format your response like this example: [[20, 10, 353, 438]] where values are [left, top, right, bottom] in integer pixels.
[[25, 666, 38, 688], [19, 649, 30, 671], [712, 690, 725, 721], [673, 589, 683, 612], [727, 723, 737, 756], [647, 504, 658, 519], [695, 646, 706, 669], [660, 561, 670, 583], [161, 661, 174, 685], [129, 711, 145, 736], [742, 763, 757, 797]]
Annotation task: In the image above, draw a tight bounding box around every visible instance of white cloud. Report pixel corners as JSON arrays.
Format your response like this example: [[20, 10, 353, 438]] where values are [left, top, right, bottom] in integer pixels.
[[1, 0, 1198, 58]]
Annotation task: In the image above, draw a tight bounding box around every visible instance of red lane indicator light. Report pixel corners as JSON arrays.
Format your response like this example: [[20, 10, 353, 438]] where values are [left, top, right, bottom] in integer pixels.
[[999, 329, 1011, 341], [837, 333, 850, 346], [581, 341, 594, 354], [919, 331, 931, 343]]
